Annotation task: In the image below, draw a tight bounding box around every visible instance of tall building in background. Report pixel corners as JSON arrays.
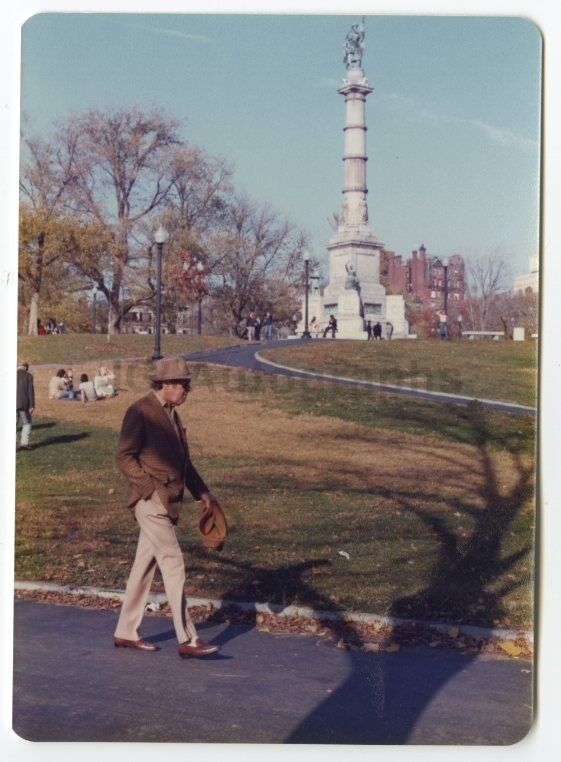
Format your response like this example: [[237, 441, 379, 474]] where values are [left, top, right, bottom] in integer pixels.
[[383, 246, 466, 313], [513, 256, 539, 295]]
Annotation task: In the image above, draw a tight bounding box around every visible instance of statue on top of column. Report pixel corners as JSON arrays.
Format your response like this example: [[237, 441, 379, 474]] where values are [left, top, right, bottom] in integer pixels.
[[343, 19, 365, 70]]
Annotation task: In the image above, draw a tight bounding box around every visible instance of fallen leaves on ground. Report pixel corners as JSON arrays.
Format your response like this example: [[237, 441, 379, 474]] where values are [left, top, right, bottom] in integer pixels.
[[15, 588, 533, 660]]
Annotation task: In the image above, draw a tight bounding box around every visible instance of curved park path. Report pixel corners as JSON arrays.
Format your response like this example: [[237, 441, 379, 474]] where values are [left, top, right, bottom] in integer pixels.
[[13, 598, 532, 744], [185, 338, 536, 416]]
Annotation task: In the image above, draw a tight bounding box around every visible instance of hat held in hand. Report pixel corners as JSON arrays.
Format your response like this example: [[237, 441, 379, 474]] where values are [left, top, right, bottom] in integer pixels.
[[198, 498, 228, 551], [149, 356, 191, 382]]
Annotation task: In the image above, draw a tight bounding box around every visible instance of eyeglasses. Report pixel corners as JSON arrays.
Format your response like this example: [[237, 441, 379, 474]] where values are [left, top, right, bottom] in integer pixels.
[[164, 379, 191, 389]]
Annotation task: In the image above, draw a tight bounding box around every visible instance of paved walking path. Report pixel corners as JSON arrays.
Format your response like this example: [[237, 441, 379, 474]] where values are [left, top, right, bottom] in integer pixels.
[[185, 339, 536, 415], [12, 599, 532, 745]]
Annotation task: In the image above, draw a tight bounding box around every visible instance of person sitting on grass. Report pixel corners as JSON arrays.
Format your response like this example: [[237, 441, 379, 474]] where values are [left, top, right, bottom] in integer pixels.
[[48, 368, 77, 400], [94, 365, 116, 398], [65, 369, 75, 391], [78, 373, 97, 403]]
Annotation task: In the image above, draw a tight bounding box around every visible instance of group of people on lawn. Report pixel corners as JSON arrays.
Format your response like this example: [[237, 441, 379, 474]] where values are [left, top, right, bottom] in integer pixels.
[[308, 315, 394, 340], [48, 365, 117, 403], [243, 312, 273, 342], [16, 362, 117, 450]]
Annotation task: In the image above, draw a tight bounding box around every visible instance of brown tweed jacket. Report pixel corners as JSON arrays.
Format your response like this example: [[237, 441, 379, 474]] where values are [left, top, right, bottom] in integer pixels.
[[116, 391, 208, 523]]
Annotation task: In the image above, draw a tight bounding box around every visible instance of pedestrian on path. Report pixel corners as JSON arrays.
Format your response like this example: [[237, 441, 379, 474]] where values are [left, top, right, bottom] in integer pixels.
[[438, 310, 449, 339], [246, 312, 256, 341], [262, 312, 273, 341], [114, 356, 226, 658], [373, 321, 382, 340], [16, 362, 35, 450]]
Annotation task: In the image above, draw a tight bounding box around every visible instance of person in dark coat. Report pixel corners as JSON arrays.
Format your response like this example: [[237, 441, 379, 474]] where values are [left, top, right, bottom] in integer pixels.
[[373, 321, 382, 340], [16, 362, 35, 450], [323, 315, 338, 339], [366, 320, 372, 340], [262, 312, 273, 341]]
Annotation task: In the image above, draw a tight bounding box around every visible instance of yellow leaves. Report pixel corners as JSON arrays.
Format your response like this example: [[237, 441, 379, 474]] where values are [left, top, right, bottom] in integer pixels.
[[448, 626, 460, 638], [499, 641, 526, 657]]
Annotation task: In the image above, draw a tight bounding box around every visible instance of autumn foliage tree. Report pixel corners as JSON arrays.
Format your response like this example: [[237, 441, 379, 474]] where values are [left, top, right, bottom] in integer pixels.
[[18, 105, 308, 336], [19, 131, 79, 334]]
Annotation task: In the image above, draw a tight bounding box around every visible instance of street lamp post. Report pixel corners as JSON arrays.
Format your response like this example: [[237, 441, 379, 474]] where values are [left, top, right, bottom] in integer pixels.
[[92, 284, 98, 334], [302, 250, 311, 339], [443, 258, 449, 317], [196, 260, 204, 335], [152, 225, 169, 360], [442, 257, 449, 339]]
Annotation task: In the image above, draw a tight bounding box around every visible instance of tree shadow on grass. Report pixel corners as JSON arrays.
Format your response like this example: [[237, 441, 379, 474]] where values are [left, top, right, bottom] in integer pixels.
[[195, 401, 534, 744], [283, 402, 534, 744], [204, 557, 333, 648]]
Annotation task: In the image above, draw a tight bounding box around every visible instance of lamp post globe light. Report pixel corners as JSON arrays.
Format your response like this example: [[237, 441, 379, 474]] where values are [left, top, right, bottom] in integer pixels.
[[302, 249, 312, 339], [92, 284, 98, 334], [152, 225, 169, 360]]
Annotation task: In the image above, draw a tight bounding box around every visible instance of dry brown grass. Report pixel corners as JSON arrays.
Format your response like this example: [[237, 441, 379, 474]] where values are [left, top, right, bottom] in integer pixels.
[[19, 362, 535, 628], [33, 362, 527, 514]]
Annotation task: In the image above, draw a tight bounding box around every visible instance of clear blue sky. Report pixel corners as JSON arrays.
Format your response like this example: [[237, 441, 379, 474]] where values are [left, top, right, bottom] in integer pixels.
[[20, 13, 542, 279]]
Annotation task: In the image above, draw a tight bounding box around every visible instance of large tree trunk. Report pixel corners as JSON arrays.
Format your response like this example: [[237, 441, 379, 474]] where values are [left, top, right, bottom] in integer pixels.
[[28, 291, 39, 335], [106, 271, 123, 335], [107, 300, 121, 335], [27, 234, 45, 335]]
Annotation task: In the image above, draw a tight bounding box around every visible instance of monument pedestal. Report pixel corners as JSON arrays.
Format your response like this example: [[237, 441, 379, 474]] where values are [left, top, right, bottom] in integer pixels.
[[336, 290, 367, 339]]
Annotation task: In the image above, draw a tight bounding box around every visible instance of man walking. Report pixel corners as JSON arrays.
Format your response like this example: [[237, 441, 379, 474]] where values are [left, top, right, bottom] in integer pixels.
[[114, 356, 226, 658], [262, 312, 273, 341], [16, 362, 35, 450], [246, 312, 256, 341]]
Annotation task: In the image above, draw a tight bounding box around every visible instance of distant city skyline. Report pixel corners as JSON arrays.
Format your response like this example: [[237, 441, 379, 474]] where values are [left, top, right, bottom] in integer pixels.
[[20, 13, 542, 280]]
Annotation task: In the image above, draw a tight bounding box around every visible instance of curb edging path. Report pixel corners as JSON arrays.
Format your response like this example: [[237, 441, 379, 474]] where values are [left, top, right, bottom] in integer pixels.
[[14, 580, 533, 648]]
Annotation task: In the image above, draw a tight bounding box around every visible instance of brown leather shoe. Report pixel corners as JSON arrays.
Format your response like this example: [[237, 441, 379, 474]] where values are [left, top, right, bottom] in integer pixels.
[[114, 637, 159, 651], [178, 638, 219, 658]]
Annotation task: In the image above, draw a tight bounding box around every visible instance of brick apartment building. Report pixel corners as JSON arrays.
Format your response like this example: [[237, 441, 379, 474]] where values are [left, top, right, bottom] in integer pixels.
[[383, 244, 466, 312]]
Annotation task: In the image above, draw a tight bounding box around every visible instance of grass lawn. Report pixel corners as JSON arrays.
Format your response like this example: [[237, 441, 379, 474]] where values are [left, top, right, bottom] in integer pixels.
[[15, 361, 535, 631], [260, 339, 538, 407], [17, 333, 240, 366]]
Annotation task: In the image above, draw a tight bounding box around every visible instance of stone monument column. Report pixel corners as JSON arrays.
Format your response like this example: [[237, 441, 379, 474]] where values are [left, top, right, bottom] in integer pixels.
[[340, 72, 372, 230], [322, 20, 386, 338], [298, 19, 409, 340]]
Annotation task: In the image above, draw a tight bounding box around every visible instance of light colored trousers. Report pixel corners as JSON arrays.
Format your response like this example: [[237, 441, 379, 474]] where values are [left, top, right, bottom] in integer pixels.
[[114, 491, 198, 644], [18, 410, 32, 446]]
